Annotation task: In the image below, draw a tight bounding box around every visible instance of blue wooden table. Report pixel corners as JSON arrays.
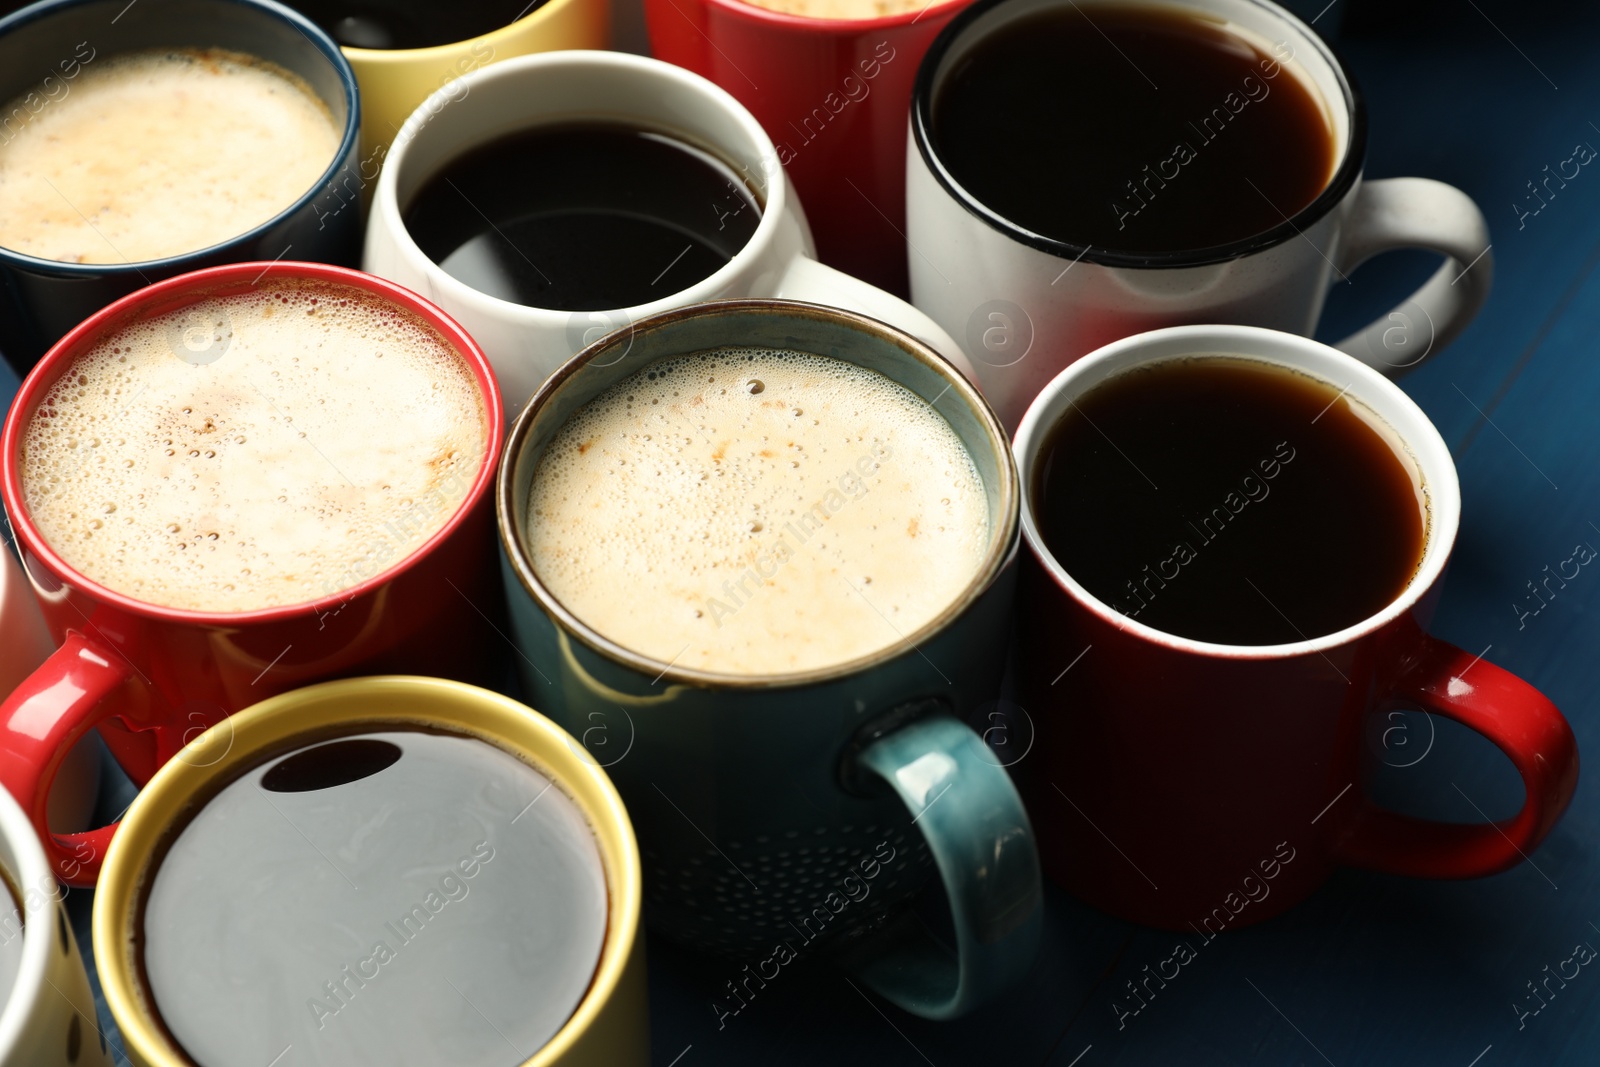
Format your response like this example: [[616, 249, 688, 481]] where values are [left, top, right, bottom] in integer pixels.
[[6, 2, 1600, 1063]]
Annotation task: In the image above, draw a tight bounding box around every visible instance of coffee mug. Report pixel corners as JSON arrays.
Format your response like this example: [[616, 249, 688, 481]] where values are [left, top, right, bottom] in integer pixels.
[[93, 675, 647, 1067], [0, 0, 365, 374], [906, 0, 1494, 430], [285, 0, 609, 161], [1012, 324, 1579, 929], [0, 785, 109, 1066], [646, 0, 969, 296], [363, 49, 970, 416], [497, 298, 1040, 1020], [0, 548, 100, 836], [0, 261, 506, 886]]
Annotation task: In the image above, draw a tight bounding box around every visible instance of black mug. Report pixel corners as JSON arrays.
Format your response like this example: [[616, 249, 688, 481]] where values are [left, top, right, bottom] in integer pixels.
[[0, 0, 363, 373]]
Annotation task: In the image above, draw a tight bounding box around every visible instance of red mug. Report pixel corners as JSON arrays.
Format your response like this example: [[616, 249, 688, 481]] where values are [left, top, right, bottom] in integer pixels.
[[0, 262, 506, 886], [1011, 324, 1579, 930], [645, 0, 969, 296]]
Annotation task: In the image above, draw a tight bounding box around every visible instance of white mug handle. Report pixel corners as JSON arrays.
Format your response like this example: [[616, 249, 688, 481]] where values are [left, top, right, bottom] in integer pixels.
[[1333, 177, 1493, 375], [774, 254, 979, 384]]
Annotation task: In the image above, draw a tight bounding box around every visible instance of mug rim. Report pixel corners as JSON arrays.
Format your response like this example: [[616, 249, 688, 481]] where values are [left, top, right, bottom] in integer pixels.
[[91, 674, 644, 1067], [0, 260, 505, 628], [910, 0, 1369, 271], [0, 0, 361, 277], [0, 784, 64, 1059], [497, 297, 1021, 690], [689, 0, 970, 31], [1012, 324, 1461, 659], [336, 0, 561, 61], [373, 49, 791, 327]]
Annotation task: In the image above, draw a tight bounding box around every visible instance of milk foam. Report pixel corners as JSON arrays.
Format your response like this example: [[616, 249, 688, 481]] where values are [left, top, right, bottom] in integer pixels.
[[525, 348, 990, 676], [143, 731, 607, 1067], [0, 48, 340, 264], [20, 281, 486, 613], [737, 0, 927, 17]]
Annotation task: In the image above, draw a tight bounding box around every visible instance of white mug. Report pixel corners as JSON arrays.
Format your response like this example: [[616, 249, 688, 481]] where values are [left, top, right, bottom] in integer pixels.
[[364, 50, 970, 416], [905, 0, 1494, 431], [0, 784, 109, 1067]]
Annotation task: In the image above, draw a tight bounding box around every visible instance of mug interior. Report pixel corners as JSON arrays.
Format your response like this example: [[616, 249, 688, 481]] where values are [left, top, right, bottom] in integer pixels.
[[0, 787, 60, 1060], [0, 0, 358, 273], [913, 0, 1363, 269], [0, 261, 503, 627], [92, 675, 642, 1067], [498, 298, 1020, 688], [1013, 325, 1460, 658], [381, 51, 786, 320]]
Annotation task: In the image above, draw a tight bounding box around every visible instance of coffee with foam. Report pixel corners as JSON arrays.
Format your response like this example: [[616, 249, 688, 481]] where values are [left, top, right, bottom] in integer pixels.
[[19, 280, 486, 614], [525, 348, 990, 676], [0, 48, 340, 264]]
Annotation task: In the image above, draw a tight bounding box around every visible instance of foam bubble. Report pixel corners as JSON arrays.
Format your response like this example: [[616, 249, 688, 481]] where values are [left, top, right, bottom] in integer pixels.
[[525, 348, 990, 676], [0, 48, 341, 264], [20, 280, 486, 613]]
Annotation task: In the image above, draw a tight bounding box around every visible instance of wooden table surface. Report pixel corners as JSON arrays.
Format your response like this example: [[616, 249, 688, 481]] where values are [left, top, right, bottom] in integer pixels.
[[4, 2, 1598, 1064]]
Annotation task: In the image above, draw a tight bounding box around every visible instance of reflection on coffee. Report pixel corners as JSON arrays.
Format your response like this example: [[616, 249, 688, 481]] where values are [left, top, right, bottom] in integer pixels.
[[737, 0, 927, 18], [1032, 357, 1426, 645], [404, 123, 761, 312], [0, 48, 340, 264], [142, 730, 607, 1067], [287, 0, 538, 49], [19, 279, 486, 613], [931, 5, 1335, 254], [525, 348, 990, 675]]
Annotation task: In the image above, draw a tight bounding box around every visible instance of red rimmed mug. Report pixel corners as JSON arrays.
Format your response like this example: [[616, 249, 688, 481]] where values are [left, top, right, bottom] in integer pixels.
[[0, 261, 506, 886], [1012, 324, 1579, 929], [646, 0, 971, 296]]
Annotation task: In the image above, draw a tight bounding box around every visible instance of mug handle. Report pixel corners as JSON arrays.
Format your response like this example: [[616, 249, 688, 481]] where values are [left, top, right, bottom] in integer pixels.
[[774, 254, 980, 384], [1334, 634, 1579, 878], [0, 630, 133, 886], [846, 715, 1042, 1019], [1333, 177, 1493, 374]]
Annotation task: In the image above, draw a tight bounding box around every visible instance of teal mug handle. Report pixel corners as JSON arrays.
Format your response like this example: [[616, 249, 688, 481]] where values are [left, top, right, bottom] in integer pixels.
[[849, 716, 1042, 1019]]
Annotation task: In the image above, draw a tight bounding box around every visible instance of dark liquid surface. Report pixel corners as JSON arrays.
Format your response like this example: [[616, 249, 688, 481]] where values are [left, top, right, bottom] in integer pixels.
[[932, 5, 1336, 255], [1033, 358, 1426, 645], [404, 124, 762, 312], [284, 1, 538, 49]]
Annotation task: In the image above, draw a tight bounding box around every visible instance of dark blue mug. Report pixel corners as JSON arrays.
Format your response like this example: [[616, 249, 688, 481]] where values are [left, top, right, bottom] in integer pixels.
[[497, 299, 1043, 1020], [0, 0, 362, 374]]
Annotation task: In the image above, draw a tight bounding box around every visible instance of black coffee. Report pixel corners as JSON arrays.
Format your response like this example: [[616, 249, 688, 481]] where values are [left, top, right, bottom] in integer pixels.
[[1033, 358, 1425, 645], [404, 123, 762, 312], [932, 5, 1335, 255], [285, 1, 538, 49]]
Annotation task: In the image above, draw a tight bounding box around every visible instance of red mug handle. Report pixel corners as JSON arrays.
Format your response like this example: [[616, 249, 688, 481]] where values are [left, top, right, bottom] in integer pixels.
[[0, 630, 132, 886], [1335, 634, 1579, 878]]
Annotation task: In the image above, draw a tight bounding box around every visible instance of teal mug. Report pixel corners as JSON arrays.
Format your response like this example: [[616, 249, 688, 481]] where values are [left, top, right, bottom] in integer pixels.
[[496, 299, 1041, 1020]]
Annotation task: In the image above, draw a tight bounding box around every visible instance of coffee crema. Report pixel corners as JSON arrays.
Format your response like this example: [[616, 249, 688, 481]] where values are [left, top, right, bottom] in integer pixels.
[[19, 280, 486, 613], [736, 0, 929, 18], [525, 348, 990, 676], [142, 730, 607, 1067], [0, 48, 340, 264]]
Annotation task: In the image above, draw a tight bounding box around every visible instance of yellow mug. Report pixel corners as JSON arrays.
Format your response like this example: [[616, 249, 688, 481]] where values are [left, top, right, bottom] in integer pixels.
[[93, 676, 647, 1067], [318, 0, 611, 162]]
